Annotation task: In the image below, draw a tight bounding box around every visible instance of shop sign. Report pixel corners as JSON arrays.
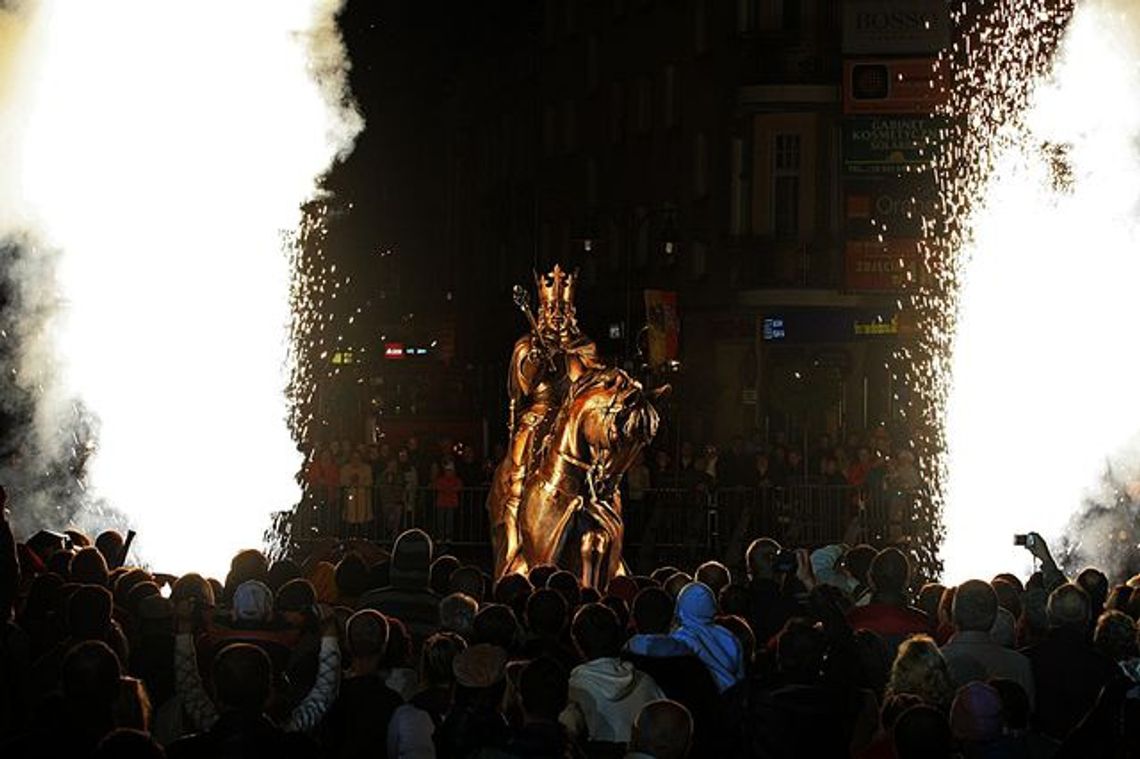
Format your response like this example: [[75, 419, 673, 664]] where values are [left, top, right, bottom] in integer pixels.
[[843, 117, 943, 175], [843, 58, 947, 115], [843, 0, 950, 55], [760, 310, 903, 343], [845, 177, 939, 238], [845, 239, 923, 291]]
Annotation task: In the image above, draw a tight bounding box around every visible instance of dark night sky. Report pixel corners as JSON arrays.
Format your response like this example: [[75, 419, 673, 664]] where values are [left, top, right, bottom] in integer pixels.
[[323, 1, 486, 337]]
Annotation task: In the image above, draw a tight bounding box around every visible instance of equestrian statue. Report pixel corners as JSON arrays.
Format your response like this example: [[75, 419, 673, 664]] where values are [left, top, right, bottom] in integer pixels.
[[487, 265, 666, 588]]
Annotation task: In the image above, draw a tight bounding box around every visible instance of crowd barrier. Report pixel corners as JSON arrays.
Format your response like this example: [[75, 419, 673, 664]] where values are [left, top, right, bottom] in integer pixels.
[[283, 483, 926, 570]]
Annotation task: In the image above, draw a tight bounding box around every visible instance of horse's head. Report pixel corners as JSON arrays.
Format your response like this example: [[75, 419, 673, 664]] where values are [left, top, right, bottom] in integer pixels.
[[560, 368, 667, 490]]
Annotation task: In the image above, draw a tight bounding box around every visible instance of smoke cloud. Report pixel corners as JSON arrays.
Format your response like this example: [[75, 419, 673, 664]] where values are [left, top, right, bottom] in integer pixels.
[[0, 0, 362, 576], [940, 0, 1140, 583]]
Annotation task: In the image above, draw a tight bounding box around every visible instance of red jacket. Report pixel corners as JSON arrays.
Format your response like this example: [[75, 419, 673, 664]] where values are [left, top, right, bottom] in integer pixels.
[[433, 472, 463, 509]]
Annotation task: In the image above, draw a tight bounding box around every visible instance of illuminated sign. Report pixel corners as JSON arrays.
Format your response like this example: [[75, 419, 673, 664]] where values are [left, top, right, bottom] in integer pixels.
[[843, 58, 947, 115], [843, 117, 943, 175], [842, 0, 950, 56], [383, 342, 431, 360], [845, 239, 923, 291], [853, 314, 899, 336]]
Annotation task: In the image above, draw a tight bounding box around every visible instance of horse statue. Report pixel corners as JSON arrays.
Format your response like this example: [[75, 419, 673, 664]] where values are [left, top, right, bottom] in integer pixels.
[[489, 365, 666, 589]]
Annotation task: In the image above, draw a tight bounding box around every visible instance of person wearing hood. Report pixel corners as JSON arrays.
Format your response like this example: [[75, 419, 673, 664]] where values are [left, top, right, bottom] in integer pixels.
[[565, 603, 665, 745], [622, 587, 726, 757], [670, 582, 745, 693], [358, 529, 439, 648]]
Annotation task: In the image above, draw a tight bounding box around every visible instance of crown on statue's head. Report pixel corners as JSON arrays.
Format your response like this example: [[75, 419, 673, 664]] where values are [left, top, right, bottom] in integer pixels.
[[534, 264, 576, 309]]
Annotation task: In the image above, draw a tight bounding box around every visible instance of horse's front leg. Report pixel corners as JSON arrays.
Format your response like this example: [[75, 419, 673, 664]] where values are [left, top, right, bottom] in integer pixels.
[[579, 529, 609, 589]]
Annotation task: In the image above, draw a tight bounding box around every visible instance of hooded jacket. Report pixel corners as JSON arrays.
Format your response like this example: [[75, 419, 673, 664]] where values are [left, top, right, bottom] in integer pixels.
[[565, 657, 664, 743], [671, 582, 746, 692]]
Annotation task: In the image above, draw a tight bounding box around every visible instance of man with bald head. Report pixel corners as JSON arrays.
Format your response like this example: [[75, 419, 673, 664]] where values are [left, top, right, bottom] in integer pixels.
[[626, 699, 693, 759], [744, 537, 802, 646], [1023, 581, 1117, 739]]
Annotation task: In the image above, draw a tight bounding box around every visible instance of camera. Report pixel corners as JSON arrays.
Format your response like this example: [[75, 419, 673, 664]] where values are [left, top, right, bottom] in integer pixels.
[[1013, 533, 1037, 550], [774, 550, 798, 573]]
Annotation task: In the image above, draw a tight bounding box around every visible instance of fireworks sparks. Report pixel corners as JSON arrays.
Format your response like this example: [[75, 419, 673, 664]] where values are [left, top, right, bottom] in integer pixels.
[[918, 0, 1140, 581], [0, 0, 361, 577]]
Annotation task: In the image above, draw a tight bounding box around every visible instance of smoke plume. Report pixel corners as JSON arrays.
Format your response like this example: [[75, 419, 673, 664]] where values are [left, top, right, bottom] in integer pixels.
[[0, 0, 362, 576]]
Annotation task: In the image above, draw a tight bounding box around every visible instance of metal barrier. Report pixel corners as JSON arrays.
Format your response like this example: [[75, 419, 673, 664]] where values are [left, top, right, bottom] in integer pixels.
[[284, 483, 927, 570]]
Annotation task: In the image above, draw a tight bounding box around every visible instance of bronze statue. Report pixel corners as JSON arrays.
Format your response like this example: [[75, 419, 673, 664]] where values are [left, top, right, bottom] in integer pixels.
[[487, 265, 666, 587]]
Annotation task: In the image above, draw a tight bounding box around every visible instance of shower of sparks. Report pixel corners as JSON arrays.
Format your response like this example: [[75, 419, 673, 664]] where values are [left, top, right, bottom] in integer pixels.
[[917, 0, 1140, 582], [0, 1, 361, 577]]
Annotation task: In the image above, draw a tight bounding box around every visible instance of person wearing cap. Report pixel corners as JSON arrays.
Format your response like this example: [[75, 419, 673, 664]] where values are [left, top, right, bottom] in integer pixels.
[[436, 643, 511, 756]]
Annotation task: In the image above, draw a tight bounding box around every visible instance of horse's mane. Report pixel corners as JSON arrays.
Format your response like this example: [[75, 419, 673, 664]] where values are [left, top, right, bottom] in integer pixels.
[[566, 365, 628, 400]]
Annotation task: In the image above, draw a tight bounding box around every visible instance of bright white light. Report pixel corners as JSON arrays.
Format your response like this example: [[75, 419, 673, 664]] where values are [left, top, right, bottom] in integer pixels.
[[942, 1, 1140, 582], [0, 1, 360, 577]]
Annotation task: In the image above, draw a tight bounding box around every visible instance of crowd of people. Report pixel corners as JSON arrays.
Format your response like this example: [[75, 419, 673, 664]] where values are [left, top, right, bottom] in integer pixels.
[[302, 427, 925, 545], [3, 478, 1140, 758]]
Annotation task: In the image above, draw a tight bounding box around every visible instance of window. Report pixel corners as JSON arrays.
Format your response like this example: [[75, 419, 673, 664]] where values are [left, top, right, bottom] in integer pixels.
[[663, 65, 676, 129], [772, 133, 801, 238], [695, 132, 709, 198]]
